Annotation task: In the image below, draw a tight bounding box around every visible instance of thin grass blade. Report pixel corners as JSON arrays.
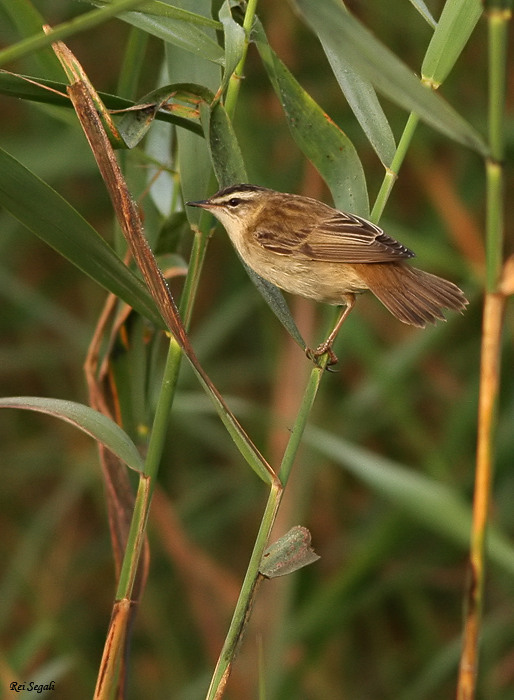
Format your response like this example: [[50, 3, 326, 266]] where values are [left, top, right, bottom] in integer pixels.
[[201, 101, 306, 348], [0, 147, 164, 328], [1, 0, 63, 78], [0, 0, 151, 67], [0, 397, 145, 473], [303, 4, 396, 167], [306, 426, 514, 577], [218, 0, 246, 93], [422, 0, 482, 86], [255, 24, 369, 215], [0, 71, 204, 136], [291, 0, 488, 156], [88, 0, 225, 65]]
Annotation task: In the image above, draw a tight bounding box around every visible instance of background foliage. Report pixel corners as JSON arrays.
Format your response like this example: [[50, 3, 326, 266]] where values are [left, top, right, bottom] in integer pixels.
[[0, 1, 513, 698]]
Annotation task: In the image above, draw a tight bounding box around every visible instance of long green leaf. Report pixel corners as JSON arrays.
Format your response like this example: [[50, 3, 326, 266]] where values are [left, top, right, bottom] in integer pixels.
[[304, 3, 395, 167], [0, 0, 63, 79], [318, 38, 396, 168], [202, 101, 246, 188], [200, 102, 306, 349], [292, 0, 489, 156], [255, 24, 369, 215], [0, 147, 164, 328], [421, 0, 482, 85], [90, 0, 225, 65], [0, 72, 203, 136], [218, 0, 246, 93], [90, 0, 222, 28], [0, 397, 145, 473], [306, 426, 514, 576], [0, 0, 150, 67]]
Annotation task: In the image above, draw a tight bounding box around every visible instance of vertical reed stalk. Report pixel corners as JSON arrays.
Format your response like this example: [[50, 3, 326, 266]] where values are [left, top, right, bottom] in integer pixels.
[[456, 7, 510, 698]]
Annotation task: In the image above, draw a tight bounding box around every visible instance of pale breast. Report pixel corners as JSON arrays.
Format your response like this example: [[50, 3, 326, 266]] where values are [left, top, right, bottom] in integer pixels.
[[242, 243, 368, 305]]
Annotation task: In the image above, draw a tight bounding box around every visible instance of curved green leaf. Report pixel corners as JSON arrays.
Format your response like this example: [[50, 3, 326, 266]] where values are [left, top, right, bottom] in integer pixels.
[[91, 0, 225, 65], [292, 0, 488, 156], [0, 397, 145, 473], [300, 2, 395, 167], [306, 426, 514, 576], [202, 101, 246, 188], [0, 0, 63, 79], [0, 0, 151, 68], [255, 24, 369, 216], [422, 0, 482, 86], [91, 0, 222, 28], [0, 72, 203, 136], [219, 0, 246, 92], [319, 38, 396, 167], [199, 102, 306, 349], [0, 147, 164, 328]]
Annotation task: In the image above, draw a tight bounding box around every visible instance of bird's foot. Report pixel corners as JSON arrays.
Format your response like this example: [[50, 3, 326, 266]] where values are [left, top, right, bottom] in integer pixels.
[[305, 343, 339, 368]]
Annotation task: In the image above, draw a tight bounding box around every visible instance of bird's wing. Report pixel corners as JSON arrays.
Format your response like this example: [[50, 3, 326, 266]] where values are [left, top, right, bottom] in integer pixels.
[[254, 210, 415, 263]]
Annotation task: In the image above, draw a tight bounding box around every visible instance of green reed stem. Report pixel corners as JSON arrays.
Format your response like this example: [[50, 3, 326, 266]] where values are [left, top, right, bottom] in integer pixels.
[[485, 7, 508, 291], [206, 360, 327, 699], [224, 0, 259, 116], [371, 112, 419, 223], [116, 339, 182, 599], [116, 0, 264, 602], [456, 7, 509, 699], [205, 482, 283, 700], [0, 0, 147, 68]]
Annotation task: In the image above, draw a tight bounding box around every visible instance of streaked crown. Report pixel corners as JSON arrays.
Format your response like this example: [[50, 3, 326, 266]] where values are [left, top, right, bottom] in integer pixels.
[[188, 184, 269, 211], [186, 184, 276, 234]]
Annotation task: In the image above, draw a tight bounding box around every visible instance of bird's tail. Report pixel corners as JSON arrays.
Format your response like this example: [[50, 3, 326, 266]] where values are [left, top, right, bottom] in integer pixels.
[[358, 263, 468, 328]]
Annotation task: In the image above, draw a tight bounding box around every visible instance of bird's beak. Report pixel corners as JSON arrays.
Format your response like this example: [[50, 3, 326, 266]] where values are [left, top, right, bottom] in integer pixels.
[[186, 199, 211, 209]]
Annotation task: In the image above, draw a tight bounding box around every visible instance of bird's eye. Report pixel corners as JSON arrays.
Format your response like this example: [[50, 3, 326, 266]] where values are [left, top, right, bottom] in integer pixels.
[[228, 198, 242, 207]]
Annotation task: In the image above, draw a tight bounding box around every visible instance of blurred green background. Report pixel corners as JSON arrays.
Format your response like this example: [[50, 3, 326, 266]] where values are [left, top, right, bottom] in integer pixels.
[[0, 1, 513, 698]]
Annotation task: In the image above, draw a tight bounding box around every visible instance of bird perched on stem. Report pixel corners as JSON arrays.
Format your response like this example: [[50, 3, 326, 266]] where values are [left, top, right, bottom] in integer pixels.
[[187, 184, 468, 365]]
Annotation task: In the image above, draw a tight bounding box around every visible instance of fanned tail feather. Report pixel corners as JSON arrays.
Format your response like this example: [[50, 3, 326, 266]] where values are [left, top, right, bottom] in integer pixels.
[[360, 263, 468, 328]]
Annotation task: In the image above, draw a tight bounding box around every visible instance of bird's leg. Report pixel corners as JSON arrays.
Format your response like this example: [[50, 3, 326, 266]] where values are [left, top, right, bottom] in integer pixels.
[[306, 294, 356, 366]]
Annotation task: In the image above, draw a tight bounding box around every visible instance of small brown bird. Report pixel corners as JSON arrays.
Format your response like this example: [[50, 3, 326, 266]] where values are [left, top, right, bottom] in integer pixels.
[[187, 184, 468, 364]]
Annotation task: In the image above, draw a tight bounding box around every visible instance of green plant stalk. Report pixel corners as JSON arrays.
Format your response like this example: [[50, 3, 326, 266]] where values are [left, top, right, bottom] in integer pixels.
[[278, 362, 326, 483], [0, 0, 148, 68], [371, 112, 419, 223], [371, 65, 461, 225], [485, 8, 507, 291], [115, 338, 182, 599], [456, 7, 509, 698], [179, 216, 214, 327], [485, 160, 504, 291], [206, 361, 327, 699], [487, 9, 508, 163], [139, 0, 264, 441], [114, 475, 151, 601], [178, 0, 262, 321], [206, 481, 283, 700], [224, 0, 260, 116], [164, 0, 262, 332], [115, 0, 264, 602]]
